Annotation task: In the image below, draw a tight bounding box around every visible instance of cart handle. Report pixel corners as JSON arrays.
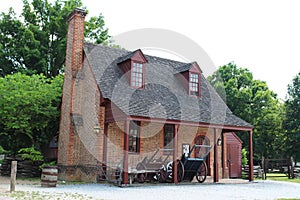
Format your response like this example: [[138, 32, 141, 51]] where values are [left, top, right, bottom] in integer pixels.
[[188, 144, 212, 157], [193, 144, 211, 148], [148, 148, 174, 161]]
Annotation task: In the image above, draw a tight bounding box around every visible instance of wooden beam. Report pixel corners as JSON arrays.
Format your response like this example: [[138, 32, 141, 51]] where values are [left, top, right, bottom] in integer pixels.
[[102, 123, 108, 179], [213, 128, 219, 182], [221, 132, 225, 178], [173, 124, 178, 184], [129, 116, 252, 132], [248, 130, 254, 181], [122, 120, 130, 185], [10, 161, 17, 192]]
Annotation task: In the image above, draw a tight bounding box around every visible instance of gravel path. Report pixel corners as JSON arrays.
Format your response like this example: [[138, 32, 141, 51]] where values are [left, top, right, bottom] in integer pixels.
[[1, 180, 300, 200]]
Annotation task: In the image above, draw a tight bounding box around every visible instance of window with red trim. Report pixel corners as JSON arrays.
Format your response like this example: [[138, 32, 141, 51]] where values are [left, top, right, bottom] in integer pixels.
[[129, 121, 140, 153], [131, 62, 143, 88], [164, 124, 174, 150], [190, 73, 199, 96]]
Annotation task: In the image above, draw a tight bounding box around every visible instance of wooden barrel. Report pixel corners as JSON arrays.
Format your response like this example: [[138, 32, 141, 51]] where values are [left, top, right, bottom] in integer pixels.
[[41, 166, 58, 187]]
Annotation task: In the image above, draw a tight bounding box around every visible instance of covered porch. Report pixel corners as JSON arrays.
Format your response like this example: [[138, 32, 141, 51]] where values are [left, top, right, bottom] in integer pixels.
[[101, 116, 253, 186]]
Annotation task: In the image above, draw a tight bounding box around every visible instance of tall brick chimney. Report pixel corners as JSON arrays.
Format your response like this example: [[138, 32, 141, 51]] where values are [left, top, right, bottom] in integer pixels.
[[57, 8, 86, 175], [66, 8, 86, 75]]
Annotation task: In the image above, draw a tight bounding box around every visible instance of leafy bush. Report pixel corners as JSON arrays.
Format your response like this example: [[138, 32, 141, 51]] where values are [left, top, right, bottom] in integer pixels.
[[18, 147, 44, 162], [0, 145, 7, 154], [242, 148, 248, 166], [18, 147, 57, 170]]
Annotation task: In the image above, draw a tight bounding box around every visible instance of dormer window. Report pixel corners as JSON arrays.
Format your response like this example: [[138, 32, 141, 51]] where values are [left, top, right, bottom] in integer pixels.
[[174, 62, 202, 97], [117, 49, 148, 89], [190, 73, 199, 96], [131, 62, 144, 88]]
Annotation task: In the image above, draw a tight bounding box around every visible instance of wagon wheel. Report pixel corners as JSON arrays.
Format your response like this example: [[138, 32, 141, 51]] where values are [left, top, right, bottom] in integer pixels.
[[114, 167, 123, 186], [154, 166, 168, 183], [196, 162, 207, 183], [136, 162, 147, 183], [166, 159, 184, 182], [115, 167, 121, 180]]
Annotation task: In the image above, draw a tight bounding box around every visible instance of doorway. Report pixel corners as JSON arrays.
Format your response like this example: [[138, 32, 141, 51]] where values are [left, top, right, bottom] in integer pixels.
[[194, 135, 210, 175], [227, 143, 241, 178]]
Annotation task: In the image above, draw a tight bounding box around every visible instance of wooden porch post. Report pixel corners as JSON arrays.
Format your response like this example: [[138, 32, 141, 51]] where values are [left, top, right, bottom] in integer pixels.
[[248, 130, 254, 181], [123, 119, 130, 185], [213, 128, 219, 182], [173, 124, 178, 184], [221, 131, 225, 178], [102, 123, 108, 179]]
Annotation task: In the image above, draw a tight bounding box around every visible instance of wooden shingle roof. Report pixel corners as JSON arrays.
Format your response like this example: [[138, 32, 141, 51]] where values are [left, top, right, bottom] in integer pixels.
[[84, 43, 252, 128]]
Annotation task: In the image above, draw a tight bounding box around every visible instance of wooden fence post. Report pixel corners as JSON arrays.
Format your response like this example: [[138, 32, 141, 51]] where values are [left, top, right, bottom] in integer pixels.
[[291, 157, 294, 178], [261, 156, 265, 180], [10, 161, 17, 192]]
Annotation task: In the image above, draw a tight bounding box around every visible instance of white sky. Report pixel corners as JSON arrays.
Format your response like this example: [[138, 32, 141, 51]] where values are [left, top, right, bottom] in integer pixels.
[[1, 0, 300, 100]]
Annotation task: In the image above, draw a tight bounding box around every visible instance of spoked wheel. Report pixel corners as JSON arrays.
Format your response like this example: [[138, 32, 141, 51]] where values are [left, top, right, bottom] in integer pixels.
[[136, 162, 147, 183], [196, 162, 207, 183], [114, 167, 123, 186], [166, 159, 184, 182], [154, 166, 168, 183], [115, 167, 121, 180]]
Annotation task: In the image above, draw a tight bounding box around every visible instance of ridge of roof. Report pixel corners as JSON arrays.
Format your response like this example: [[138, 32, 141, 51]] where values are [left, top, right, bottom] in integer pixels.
[[117, 50, 139, 64], [174, 62, 194, 73]]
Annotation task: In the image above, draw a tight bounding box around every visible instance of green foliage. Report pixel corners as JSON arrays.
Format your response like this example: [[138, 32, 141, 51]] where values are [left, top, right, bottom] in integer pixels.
[[0, 0, 110, 77], [39, 160, 56, 170], [284, 72, 300, 161], [84, 14, 110, 44], [0, 146, 7, 154], [0, 73, 63, 154], [17, 147, 57, 170], [18, 147, 44, 162], [208, 62, 285, 160], [242, 148, 248, 166]]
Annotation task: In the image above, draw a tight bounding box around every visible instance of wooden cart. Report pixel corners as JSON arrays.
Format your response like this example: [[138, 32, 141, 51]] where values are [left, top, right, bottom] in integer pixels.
[[167, 143, 212, 183], [134, 142, 212, 183], [135, 148, 173, 183]]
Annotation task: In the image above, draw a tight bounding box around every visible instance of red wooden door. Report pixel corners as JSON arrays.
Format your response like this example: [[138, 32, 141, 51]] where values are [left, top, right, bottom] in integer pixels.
[[227, 144, 240, 178]]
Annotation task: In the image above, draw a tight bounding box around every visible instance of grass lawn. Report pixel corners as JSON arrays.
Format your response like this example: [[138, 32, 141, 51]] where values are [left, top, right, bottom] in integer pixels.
[[277, 199, 300, 200], [258, 173, 300, 184], [242, 171, 300, 184]]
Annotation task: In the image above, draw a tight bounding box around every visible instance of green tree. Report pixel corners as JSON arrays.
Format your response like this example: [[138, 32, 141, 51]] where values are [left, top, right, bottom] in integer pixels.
[[0, 73, 63, 154], [208, 62, 253, 123], [251, 80, 285, 158], [0, 0, 110, 77], [284, 72, 300, 161], [208, 62, 285, 160]]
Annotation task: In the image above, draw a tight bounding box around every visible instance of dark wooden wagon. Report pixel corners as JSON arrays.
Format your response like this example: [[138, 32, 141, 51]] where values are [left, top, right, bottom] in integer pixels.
[[167, 143, 212, 183], [135, 148, 173, 183], [134, 142, 212, 183]]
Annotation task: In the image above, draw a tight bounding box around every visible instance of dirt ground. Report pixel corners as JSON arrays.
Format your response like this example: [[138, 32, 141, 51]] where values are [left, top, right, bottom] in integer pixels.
[[0, 176, 40, 185], [1, 175, 300, 200], [0, 175, 40, 196]]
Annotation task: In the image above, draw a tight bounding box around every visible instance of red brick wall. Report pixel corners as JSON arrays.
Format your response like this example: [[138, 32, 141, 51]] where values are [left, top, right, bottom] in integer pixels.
[[58, 54, 106, 181], [105, 122, 172, 173], [58, 9, 107, 182], [58, 9, 86, 168]]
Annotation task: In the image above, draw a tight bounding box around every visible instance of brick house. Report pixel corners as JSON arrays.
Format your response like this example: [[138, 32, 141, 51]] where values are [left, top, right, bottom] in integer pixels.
[[57, 8, 254, 185]]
